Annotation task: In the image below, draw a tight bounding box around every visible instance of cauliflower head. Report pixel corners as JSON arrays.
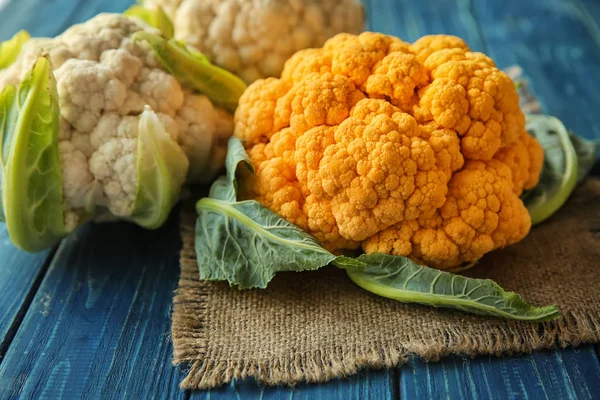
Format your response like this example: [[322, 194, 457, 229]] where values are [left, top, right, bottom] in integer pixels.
[[144, 0, 365, 83], [0, 13, 234, 236], [233, 32, 544, 269]]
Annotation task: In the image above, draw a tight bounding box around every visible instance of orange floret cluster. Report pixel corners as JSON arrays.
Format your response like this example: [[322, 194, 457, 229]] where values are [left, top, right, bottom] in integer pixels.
[[233, 32, 544, 269]]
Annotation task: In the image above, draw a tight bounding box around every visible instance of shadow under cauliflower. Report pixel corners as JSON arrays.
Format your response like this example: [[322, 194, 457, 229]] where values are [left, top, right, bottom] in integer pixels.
[[233, 32, 545, 269]]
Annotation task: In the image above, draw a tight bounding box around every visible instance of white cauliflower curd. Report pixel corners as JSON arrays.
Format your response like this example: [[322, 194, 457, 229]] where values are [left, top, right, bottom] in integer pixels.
[[0, 13, 246, 251], [144, 0, 366, 82]]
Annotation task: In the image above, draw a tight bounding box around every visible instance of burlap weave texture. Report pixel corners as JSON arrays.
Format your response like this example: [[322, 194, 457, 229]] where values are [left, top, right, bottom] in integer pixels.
[[172, 178, 600, 390]]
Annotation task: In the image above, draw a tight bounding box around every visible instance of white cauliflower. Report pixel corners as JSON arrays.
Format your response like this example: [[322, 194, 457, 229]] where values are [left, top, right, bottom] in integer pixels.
[[0, 13, 239, 250], [144, 0, 366, 83]]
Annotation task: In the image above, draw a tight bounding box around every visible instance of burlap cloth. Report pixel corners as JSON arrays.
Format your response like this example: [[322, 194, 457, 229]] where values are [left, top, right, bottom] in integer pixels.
[[171, 177, 600, 390]]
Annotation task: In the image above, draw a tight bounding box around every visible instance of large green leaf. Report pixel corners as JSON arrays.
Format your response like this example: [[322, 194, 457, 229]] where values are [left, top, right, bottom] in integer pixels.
[[523, 115, 579, 225], [132, 31, 247, 112], [196, 198, 337, 289], [194, 137, 559, 321], [0, 30, 30, 69], [130, 106, 189, 229], [0, 56, 69, 252], [345, 253, 560, 321]]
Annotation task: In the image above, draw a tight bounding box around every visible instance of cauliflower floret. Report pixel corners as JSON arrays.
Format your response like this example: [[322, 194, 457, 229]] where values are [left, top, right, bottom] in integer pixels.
[[177, 92, 234, 182], [89, 138, 138, 217], [234, 32, 544, 268], [0, 13, 234, 227], [234, 77, 291, 145], [363, 160, 531, 269], [493, 130, 544, 195], [131, 67, 185, 115], [145, 0, 365, 83], [58, 141, 94, 210], [54, 59, 128, 132]]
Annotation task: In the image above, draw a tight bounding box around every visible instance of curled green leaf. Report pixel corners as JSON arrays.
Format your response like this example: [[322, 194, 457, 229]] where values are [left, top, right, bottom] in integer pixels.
[[130, 106, 189, 229], [345, 253, 560, 322], [568, 131, 598, 184], [209, 136, 253, 201], [124, 5, 174, 39], [132, 31, 247, 112], [0, 56, 70, 252], [523, 115, 578, 225], [0, 30, 30, 69]]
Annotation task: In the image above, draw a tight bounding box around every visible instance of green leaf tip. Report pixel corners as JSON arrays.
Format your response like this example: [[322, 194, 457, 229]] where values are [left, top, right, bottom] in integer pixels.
[[130, 105, 189, 230], [346, 253, 561, 322], [132, 31, 247, 112], [0, 30, 30, 69], [0, 55, 71, 252], [124, 4, 174, 39]]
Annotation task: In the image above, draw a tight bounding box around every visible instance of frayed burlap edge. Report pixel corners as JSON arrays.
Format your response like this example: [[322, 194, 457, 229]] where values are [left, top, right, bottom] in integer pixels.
[[171, 210, 600, 390]]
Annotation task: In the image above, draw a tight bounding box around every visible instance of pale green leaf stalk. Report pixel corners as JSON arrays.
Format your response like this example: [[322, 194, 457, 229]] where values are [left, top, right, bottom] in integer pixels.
[[0, 56, 70, 252], [132, 31, 247, 112], [0, 30, 30, 69], [194, 137, 559, 321], [523, 115, 578, 225], [124, 5, 174, 39], [129, 106, 189, 229], [344, 253, 560, 321]]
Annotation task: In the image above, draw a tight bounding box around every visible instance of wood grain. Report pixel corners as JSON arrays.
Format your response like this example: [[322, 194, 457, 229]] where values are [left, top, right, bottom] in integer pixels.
[[0, 0, 131, 41], [0, 216, 186, 399], [0, 227, 53, 361], [190, 370, 397, 400], [402, 347, 600, 400], [0, 0, 598, 398], [364, 0, 487, 51], [470, 0, 600, 142]]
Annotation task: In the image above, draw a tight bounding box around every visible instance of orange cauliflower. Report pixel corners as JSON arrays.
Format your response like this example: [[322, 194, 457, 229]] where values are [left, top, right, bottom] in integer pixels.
[[233, 32, 544, 269]]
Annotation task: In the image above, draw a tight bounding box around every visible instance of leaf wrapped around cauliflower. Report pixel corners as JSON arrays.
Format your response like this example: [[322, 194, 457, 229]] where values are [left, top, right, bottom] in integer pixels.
[[0, 56, 71, 252], [233, 32, 545, 270], [142, 0, 366, 83], [0, 13, 243, 251]]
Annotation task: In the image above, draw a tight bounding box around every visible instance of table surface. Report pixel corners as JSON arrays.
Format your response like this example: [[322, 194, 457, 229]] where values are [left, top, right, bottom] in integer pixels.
[[0, 0, 599, 399]]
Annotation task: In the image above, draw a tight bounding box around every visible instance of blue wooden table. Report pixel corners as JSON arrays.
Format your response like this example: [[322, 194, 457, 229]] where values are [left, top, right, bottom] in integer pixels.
[[0, 0, 599, 399]]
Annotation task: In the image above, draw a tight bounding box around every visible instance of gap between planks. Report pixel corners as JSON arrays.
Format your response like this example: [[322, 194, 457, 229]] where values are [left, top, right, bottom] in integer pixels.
[[0, 245, 58, 363]]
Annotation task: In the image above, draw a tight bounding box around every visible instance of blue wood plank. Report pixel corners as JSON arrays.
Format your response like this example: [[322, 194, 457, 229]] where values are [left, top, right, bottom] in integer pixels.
[[190, 369, 396, 400], [470, 0, 600, 142], [0, 0, 133, 41], [363, 0, 487, 51], [0, 227, 53, 358], [577, 0, 600, 38], [0, 0, 598, 399], [0, 214, 186, 399], [401, 346, 600, 400]]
